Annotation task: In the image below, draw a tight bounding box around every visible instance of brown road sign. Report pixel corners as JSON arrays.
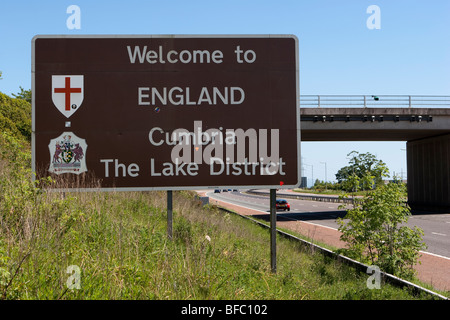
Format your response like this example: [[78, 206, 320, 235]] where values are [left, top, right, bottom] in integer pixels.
[[32, 35, 300, 191]]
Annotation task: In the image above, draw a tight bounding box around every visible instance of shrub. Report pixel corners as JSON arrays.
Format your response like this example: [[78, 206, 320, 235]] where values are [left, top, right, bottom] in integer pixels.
[[0, 92, 31, 141], [337, 181, 426, 279]]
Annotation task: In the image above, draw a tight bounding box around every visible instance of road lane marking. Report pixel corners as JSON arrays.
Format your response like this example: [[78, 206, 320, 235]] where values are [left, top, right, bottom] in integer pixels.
[[206, 192, 339, 231], [431, 232, 447, 237], [206, 192, 450, 260], [420, 250, 450, 260]]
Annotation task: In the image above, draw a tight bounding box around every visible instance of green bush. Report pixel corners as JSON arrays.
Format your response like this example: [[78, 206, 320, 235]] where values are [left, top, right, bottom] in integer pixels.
[[0, 92, 31, 142], [337, 182, 426, 279]]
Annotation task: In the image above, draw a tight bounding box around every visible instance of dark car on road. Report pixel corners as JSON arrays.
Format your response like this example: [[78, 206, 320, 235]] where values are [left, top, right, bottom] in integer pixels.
[[276, 199, 290, 211]]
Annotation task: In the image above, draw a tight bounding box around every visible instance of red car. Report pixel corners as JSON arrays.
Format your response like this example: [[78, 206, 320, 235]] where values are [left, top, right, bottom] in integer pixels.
[[276, 199, 290, 211]]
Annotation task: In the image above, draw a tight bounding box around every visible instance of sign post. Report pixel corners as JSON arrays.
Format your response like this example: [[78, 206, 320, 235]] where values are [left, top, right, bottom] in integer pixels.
[[167, 190, 173, 240], [270, 189, 277, 273]]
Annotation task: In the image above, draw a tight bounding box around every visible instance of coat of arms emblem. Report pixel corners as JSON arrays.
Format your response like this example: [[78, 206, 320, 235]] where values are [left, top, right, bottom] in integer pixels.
[[48, 132, 87, 174]]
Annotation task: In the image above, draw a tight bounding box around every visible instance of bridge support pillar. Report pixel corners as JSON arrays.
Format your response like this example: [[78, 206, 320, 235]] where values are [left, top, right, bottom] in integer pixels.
[[407, 133, 450, 212]]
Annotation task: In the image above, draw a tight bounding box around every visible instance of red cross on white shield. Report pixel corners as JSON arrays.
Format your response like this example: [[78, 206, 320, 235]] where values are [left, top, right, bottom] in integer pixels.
[[52, 75, 84, 118]]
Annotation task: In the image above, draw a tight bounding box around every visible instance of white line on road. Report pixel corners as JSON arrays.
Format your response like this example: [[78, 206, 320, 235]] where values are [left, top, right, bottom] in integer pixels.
[[420, 250, 450, 261], [431, 232, 447, 237], [207, 192, 339, 231], [205, 192, 450, 260]]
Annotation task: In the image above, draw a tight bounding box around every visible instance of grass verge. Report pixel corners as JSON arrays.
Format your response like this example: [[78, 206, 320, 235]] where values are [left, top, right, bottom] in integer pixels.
[[0, 187, 439, 300]]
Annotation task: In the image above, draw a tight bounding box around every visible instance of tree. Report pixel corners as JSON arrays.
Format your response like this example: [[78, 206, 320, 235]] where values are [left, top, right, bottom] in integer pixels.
[[337, 181, 426, 279], [336, 151, 389, 191], [0, 92, 32, 141], [0, 71, 3, 80], [12, 87, 31, 104]]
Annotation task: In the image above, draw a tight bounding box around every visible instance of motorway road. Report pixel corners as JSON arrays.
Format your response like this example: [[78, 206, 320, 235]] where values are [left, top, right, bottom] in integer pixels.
[[206, 190, 450, 259]]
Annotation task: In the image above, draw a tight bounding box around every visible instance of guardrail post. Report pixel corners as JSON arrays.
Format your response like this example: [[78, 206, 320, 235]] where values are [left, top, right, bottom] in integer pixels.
[[364, 95, 367, 108], [317, 95, 320, 108], [409, 96, 412, 108]]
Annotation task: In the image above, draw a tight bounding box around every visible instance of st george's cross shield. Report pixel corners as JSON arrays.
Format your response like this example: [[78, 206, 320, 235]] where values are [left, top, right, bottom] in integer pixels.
[[52, 75, 84, 118]]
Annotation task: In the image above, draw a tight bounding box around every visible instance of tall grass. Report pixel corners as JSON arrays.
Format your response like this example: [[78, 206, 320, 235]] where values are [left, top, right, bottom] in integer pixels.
[[0, 132, 436, 300]]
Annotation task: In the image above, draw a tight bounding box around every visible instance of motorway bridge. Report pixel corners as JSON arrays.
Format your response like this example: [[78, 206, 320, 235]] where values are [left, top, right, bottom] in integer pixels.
[[299, 95, 450, 212]]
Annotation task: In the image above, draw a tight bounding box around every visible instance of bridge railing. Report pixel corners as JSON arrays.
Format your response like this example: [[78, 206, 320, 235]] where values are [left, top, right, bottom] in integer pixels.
[[300, 95, 450, 108]]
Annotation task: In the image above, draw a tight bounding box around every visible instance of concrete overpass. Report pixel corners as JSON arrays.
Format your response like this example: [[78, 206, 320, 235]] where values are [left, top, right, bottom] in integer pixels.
[[299, 95, 450, 212]]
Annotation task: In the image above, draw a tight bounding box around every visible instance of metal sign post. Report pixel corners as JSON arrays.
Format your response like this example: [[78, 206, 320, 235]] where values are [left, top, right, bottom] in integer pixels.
[[270, 189, 277, 273], [167, 190, 173, 240]]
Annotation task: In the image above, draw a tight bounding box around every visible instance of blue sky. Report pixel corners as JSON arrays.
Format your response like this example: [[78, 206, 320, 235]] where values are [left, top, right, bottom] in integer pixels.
[[1, 0, 449, 186]]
